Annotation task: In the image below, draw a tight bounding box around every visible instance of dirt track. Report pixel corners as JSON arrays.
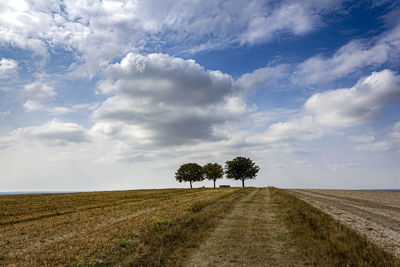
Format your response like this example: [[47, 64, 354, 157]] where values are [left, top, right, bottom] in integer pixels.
[[186, 188, 304, 266], [287, 189, 400, 259]]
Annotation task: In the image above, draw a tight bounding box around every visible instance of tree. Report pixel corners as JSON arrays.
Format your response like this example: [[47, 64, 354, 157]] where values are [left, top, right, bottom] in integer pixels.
[[225, 157, 259, 187], [175, 163, 204, 188], [202, 163, 224, 188]]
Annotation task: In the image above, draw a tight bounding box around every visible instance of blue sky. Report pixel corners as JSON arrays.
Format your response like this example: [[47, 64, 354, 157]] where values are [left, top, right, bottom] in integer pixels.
[[0, 0, 400, 191]]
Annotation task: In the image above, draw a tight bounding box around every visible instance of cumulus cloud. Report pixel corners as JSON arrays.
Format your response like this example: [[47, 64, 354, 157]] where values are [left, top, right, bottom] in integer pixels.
[[0, 0, 343, 76], [235, 64, 288, 94], [92, 53, 247, 146], [23, 100, 73, 114], [240, 3, 314, 44], [247, 116, 323, 146], [23, 82, 56, 101], [0, 58, 17, 77], [292, 25, 400, 85], [244, 70, 400, 150], [20, 81, 73, 114], [347, 121, 400, 153], [10, 120, 89, 146], [304, 69, 400, 127]]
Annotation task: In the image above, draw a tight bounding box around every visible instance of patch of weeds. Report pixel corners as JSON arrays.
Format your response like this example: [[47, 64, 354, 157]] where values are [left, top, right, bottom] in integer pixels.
[[186, 201, 206, 213], [70, 256, 96, 267], [0, 249, 7, 261], [118, 239, 130, 248], [152, 219, 174, 231], [118, 231, 138, 248]]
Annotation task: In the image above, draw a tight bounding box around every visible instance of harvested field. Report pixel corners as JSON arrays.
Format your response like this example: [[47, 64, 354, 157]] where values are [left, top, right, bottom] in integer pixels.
[[0, 188, 240, 266], [287, 189, 400, 259]]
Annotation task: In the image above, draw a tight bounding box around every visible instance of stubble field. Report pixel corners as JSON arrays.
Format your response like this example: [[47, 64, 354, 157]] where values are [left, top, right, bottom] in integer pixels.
[[0, 188, 240, 266], [1, 187, 399, 266]]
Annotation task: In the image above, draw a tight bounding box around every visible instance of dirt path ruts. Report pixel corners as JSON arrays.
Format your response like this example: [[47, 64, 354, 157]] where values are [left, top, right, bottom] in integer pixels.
[[185, 188, 304, 267], [288, 189, 400, 259]]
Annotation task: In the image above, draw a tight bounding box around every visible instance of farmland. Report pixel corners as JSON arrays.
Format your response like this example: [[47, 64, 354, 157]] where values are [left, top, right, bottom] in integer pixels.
[[0, 188, 240, 266], [1, 187, 399, 266], [287, 189, 400, 259]]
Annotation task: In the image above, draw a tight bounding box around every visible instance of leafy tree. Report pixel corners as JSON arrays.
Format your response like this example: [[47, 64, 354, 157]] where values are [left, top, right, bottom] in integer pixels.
[[202, 163, 224, 188], [225, 157, 259, 187], [175, 163, 204, 188]]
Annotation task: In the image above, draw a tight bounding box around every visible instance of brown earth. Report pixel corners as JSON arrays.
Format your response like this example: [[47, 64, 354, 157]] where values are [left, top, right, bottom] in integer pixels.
[[185, 188, 304, 267], [287, 189, 400, 259]]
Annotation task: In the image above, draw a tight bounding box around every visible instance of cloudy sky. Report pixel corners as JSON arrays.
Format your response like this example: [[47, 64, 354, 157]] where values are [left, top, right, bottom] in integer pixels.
[[1, 0, 400, 191]]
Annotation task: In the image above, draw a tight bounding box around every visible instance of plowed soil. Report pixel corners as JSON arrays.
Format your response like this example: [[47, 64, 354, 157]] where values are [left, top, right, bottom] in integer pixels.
[[287, 189, 400, 259]]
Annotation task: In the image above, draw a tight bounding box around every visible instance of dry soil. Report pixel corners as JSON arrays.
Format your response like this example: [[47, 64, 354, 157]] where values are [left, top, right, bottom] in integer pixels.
[[287, 189, 400, 259]]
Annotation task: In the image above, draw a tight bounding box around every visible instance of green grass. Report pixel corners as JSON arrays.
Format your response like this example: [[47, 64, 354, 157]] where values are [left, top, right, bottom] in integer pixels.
[[119, 188, 248, 266], [270, 187, 400, 266]]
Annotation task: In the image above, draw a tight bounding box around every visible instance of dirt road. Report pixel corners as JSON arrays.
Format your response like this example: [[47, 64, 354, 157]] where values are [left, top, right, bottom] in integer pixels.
[[185, 188, 304, 267], [287, 189, 400, 259]]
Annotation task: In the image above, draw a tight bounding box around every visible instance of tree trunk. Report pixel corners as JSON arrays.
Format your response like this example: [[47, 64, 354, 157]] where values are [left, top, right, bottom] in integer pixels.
[[242, 179, 245, 187], [190, 181, 192, 189], [213, 179, 216, 188]]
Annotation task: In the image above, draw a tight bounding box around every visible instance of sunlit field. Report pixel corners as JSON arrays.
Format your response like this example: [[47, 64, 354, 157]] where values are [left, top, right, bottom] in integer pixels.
[[0, 188, 239, 266]]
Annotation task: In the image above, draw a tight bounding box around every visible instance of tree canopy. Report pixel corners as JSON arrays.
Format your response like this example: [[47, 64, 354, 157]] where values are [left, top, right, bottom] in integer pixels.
[[175, 163, 204, 188], [202, 163, 224, 188], [225, 157, 259, 187]]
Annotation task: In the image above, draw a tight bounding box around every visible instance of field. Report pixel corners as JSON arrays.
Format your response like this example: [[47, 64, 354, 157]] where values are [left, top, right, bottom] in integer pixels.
[[0, 188, 241, 266], [287, 189, 400, 259], [1, 187, 399, 266]]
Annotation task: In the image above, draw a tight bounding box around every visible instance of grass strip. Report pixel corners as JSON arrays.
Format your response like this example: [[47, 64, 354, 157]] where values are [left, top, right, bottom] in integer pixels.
[[270, 187, 400, 266], [115, 188, 250, 266]]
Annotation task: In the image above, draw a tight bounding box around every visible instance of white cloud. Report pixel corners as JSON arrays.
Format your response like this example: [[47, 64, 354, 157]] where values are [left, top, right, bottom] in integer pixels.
[[248, 116, 323, 145], [292, 26, 400, 85], [243, 70, 400, 150], [240, 3, 314, 44], [0, 58, 17, 77], [349, 134, 375, 143], [23, 82, 56, 101], [93, 53, 247, 146], [390, 121, 400, 143], [20, 81, 73, 114], [325, 162, 358, 172], [304, 69, 400, 127], [354, 141, 392, 152], [0, 0, 344, 77], [293, 160, 313, 167], [235, 64, 288, 94], [23, 100, 73, 114], [10, 120, 89, 146], [0, 110, 10, 120]]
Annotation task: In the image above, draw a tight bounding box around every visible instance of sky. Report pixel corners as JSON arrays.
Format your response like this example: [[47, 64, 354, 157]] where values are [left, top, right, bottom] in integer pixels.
[[1, 0, 400, 191]]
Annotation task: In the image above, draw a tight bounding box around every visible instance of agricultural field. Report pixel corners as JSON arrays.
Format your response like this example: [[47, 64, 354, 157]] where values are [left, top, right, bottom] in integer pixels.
[[0, 188, 240, 266], [1, 187, 399, 266], [287, 189, 400, 259]]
